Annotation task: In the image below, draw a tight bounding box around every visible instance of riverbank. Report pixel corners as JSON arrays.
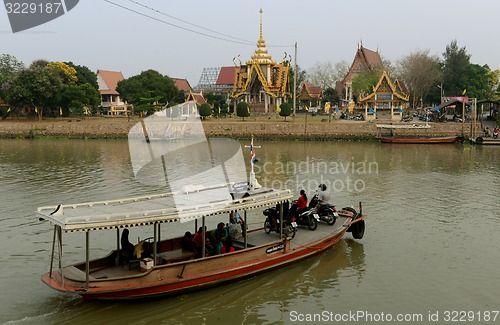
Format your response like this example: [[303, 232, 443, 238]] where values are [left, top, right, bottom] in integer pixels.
[[0, 116, 475, 140]]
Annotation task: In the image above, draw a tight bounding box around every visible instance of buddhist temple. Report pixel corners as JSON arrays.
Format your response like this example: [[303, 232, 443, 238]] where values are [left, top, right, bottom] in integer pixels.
[[298, 82, 323, 108], [358, 70, 409, 121], [231, 9, 290, 113], [340, 43, 383, 104]]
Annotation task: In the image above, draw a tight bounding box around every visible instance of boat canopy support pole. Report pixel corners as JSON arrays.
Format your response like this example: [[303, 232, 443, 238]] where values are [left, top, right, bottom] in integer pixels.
[[85, 231, 90, 290], [202, 217, 206, 258], [153, 223, 158, 266], [116, 228, 120, 266], [244, 210, 247, 249], [49, 225, 57, 277], [279, 203, 284, 240], [57, 226, 64, 287]]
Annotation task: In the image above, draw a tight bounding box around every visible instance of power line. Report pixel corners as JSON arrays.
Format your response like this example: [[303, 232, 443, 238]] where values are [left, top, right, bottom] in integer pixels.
[[128, 0, 253, 44], [104, 0, 293, 48], [104, 0, 255, 46]]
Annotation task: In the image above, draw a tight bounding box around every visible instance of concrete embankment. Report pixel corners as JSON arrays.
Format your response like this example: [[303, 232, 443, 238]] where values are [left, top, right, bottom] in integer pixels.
[[0, 117, 475, 140]]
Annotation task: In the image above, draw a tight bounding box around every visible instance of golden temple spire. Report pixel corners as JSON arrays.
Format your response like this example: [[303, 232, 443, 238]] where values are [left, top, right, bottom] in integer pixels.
[[248, 8, 274, 65], [259, 8, 263, 40]]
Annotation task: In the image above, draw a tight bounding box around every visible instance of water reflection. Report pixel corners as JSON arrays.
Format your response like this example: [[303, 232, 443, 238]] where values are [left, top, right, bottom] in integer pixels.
[[1, 138, 500, 324]]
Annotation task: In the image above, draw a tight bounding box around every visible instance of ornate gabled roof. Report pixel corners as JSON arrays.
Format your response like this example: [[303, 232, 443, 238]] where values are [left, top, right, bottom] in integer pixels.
[[342, 45, 383, 85], [358, 70, 409, 102], [247, 9, 275, 65], [172, 78, 192, 93], [299, 82, 323, 100], [186, 91, 207, 106]]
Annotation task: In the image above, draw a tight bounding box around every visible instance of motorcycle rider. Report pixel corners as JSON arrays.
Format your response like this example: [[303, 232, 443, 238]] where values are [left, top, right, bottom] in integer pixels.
[[296, 190, 308, 215], [316, 184, 331, 210]]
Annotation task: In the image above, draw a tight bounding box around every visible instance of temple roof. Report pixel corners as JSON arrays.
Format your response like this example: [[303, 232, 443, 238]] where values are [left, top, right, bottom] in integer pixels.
[[172, 78, 192, 93], [299, 82, 323, 100], [358, 70, 409, 103], [216, 67, 236, 85]]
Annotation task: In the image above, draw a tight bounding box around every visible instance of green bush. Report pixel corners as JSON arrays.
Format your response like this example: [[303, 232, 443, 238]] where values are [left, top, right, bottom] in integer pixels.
[[199, 103, 212, 119], [279, 102, 291, 121], [236, 102, 250, 120]]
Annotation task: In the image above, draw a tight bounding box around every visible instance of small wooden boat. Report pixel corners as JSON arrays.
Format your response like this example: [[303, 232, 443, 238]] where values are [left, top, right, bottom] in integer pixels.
[[36, 184, 366, 300], [470, 136, 500, 146], [379, 136, 459, 144]]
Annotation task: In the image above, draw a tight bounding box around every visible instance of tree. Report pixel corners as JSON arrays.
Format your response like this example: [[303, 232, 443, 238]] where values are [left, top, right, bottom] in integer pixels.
[[60, 83, 100, 116], [279, 102, 291, 121], [396, 49, 442, 107], [307, 61, 336, 90], [289, 64, 307, 110], [3, 60, 64, 120], [351, 68, 382, 101], [199, 103, 212, 119], [116, 70, 178, 111], [323, 87, 340, 106], [442, 40, 471, 96], [236, 102, 250, 121], [0, 54, 24, 100], [65, 62, 99, 90]]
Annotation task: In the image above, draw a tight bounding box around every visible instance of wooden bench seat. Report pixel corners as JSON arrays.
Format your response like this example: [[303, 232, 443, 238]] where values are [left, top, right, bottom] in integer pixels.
[[62, 265, 96, 281], [157, 249, 196, 264]]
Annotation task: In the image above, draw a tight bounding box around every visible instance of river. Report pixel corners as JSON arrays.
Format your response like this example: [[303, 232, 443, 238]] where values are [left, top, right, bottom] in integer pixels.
[[0, 138, 498, 325]]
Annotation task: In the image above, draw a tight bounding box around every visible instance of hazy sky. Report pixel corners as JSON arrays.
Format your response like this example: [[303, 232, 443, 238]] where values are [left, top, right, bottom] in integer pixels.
[[2, 0, 499, 86]]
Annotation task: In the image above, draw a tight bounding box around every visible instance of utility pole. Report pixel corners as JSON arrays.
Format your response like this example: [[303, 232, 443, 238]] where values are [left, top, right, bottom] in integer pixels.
[[293, 42, 297, 117]]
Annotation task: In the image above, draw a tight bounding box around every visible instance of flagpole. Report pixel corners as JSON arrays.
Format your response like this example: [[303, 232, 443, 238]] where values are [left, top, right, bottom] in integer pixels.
[[293, 42, 297, 118], [244, 135, 261, 190]]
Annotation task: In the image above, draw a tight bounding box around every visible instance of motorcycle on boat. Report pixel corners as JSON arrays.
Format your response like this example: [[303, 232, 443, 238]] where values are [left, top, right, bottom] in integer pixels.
[[289, 201, 319, 231], [263, 204, 297, 238], [308, 194, 337, 226]]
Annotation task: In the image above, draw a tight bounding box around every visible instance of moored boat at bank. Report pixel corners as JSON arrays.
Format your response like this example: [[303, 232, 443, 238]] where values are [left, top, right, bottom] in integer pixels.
[[379, 136, 460, 144]]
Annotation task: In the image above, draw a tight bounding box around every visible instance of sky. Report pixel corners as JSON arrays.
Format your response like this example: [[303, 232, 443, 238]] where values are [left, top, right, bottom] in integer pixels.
[[2, 0, 500, 87]]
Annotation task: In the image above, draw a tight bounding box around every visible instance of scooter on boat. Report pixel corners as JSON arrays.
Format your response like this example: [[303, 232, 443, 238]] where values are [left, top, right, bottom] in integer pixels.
[[308, 194, 337, 225], [289, 201, 319, 230], [263, 206, 297, 238]]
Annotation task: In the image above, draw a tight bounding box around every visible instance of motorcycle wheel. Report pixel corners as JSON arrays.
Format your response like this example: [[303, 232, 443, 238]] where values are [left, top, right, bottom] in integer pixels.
[[284, 224, 296, 239], [307, 217, 318, 231], [264, 219, 272, 234], [326, 212, 336, 226]]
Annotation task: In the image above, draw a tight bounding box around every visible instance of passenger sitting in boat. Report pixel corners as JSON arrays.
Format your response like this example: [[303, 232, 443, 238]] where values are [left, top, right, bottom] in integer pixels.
[[221, 235, 235, 254], [229, 211, 245, 239], [493, 127, 499, 139], [194, 226, 213, 255], [214, 222, 229, 255], [182, 231, 199, 257], [120, 229, 135, 260]]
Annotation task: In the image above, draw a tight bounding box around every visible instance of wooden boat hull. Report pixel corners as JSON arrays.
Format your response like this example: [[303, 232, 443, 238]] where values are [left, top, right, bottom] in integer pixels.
[[41, 214, 363, 300], [471, 136, 500, 145], [379, 136, 459, 144]]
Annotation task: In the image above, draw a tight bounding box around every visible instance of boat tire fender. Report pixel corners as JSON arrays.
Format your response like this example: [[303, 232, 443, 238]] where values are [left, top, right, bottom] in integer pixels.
[[476, 137, 483, 144]]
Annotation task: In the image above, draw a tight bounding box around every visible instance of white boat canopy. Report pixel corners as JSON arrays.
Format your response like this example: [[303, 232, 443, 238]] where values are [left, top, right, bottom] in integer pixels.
[[37, 183, 292, 233]]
